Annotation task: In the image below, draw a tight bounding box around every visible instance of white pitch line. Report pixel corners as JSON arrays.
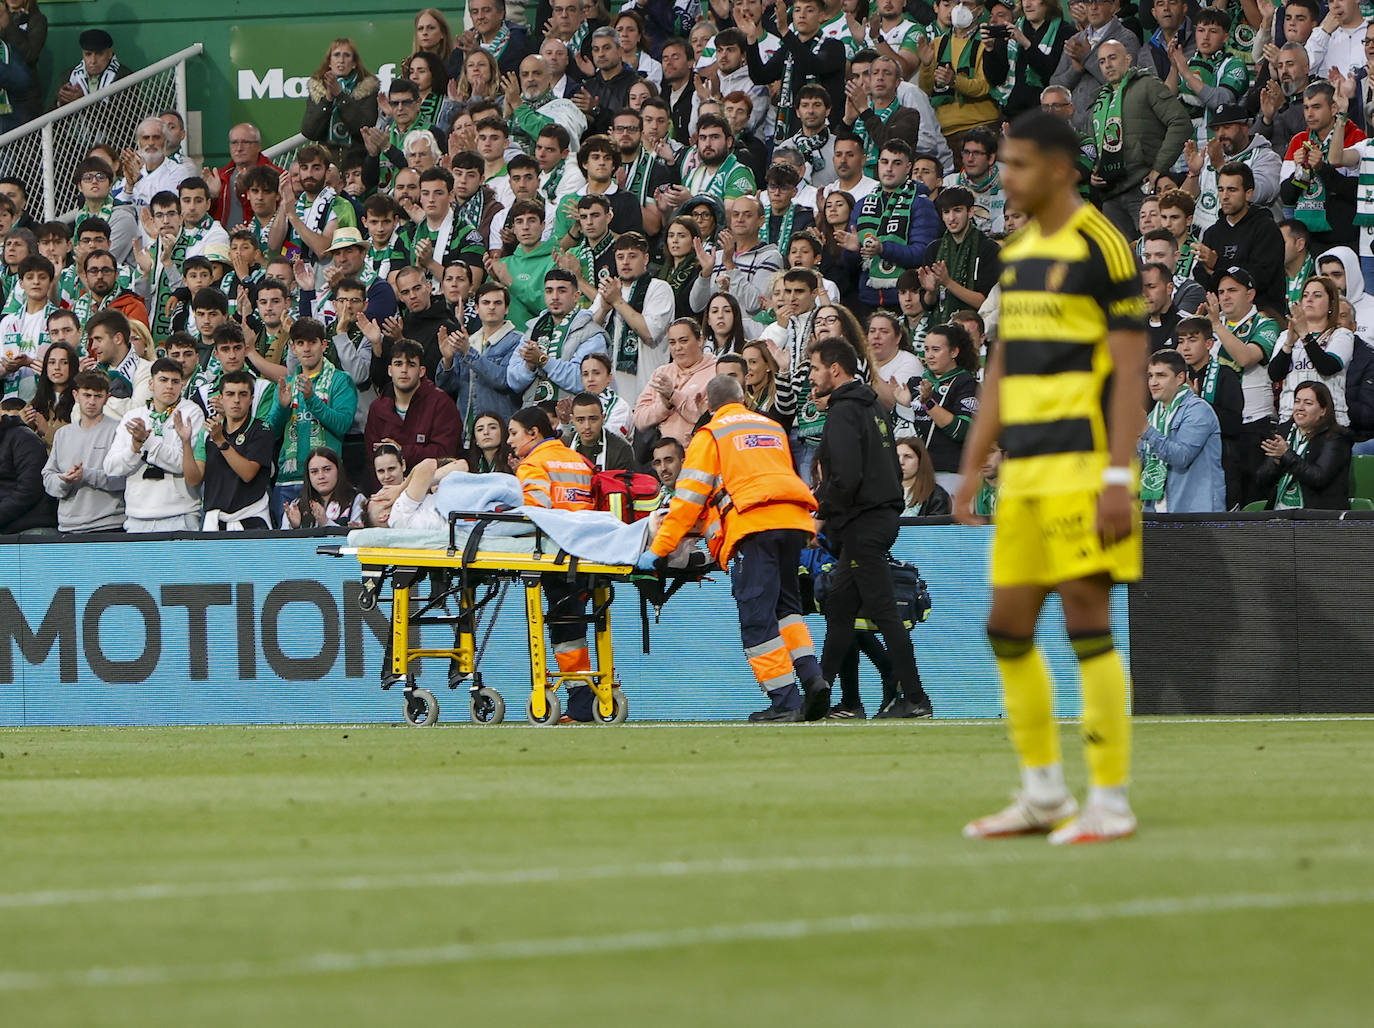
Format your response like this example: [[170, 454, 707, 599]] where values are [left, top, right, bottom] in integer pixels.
[[1, 843, 1367, 912], [2, 886, 1372, 993]]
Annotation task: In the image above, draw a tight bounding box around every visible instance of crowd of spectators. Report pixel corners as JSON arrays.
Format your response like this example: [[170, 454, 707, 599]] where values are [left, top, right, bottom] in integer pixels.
[[6, 0, 1374, 535]]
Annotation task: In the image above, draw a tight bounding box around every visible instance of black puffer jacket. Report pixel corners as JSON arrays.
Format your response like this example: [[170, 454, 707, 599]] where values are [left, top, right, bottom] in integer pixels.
[[1255, 423, 1353, 511], [0, 415, 57, 533], [814, 379, 903, 532]]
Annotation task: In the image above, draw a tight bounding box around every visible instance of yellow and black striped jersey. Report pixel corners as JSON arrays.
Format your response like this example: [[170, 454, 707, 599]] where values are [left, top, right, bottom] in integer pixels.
[[996, 204, 1146, 497]]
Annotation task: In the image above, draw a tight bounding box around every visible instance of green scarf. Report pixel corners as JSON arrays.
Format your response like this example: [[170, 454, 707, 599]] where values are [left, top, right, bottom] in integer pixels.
[[481, 22, 512, 62], [776, 32, 826, 136], [930, 33, 979, 106], [279, 360, 342, 480], [151, 230, 193, 337], [576, 231, 617, 288], [761, 205, 798, 257], [527, 310, 578, 402], [327, 72, 360, 145], [856, 183, 919, 292], [787, 127, 830, 177], [1292, 130, 1335, 233], [660, 251, 701, 298], [929, 228, 982, 323], [74, 197, 117, 236], [855, 99, 899, 173], [1273, 425, 1310, 508], [70, 270, 135, 325], [1141, 386, 1189, 503], [993, 17, 1063, 106], [1287, 255, 1315, 311], [1091, 70, 1135, 185], [1193, 357, 1221, 405], [610, 275, 654, 374], [974, 477, 998, 517], [621, 148, 655, 205], [1226, 0, 1259, 69], [542, 158, 568, 204]]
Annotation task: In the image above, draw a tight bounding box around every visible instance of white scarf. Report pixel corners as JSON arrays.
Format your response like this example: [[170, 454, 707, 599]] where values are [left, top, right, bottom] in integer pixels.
[[300, 187, 338, 234], [69, 56, 122, 95], [203, 492, 272, 531]]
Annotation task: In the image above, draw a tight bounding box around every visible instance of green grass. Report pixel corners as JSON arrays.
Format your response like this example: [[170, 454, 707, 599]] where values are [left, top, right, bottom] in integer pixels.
[[2, 719, 1371, 1026]]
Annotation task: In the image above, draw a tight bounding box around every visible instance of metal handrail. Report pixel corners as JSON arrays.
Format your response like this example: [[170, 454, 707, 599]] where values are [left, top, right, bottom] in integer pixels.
[[0, 43, 205, 149], [264, 132, 309, 161]]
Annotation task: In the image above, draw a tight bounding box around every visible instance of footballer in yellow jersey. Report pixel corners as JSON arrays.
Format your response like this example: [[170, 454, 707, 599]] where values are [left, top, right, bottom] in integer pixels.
[[954, 112, 1148, 846]]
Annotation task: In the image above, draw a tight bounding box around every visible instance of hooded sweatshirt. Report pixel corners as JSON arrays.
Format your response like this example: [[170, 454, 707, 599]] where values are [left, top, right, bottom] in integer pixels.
[[1196, 204, 1286, 315], [1318, 246, 1374, 337]]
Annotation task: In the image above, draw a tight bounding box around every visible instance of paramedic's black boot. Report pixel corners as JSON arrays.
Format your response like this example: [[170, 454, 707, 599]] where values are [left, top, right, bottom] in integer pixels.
[[564, 685, 595, 722], [749, 683, 802, 722]]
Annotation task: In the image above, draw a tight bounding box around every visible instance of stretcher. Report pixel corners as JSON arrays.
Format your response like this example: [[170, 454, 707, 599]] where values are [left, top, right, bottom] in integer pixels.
[[318, 510, 709, 727]]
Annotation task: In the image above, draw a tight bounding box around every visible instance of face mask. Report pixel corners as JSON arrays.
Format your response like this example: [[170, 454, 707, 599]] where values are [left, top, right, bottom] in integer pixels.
[[951, 5, 975, 29]]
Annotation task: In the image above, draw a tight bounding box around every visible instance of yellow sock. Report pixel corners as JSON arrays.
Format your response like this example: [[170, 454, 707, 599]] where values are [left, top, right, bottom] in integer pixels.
[[1073, 634, 1131, 789], [989, 634, 1060, 769]]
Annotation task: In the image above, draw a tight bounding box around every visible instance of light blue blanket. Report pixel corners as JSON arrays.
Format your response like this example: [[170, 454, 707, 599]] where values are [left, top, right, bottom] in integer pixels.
[[521, 507, 652, 566]]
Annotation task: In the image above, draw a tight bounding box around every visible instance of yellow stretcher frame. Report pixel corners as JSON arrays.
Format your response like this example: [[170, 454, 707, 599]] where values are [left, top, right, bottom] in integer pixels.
[[319, 511, 640, 727]]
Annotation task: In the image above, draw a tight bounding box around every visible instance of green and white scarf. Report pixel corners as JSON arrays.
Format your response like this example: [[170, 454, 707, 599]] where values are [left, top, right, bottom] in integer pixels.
[[855, 183, 919, 292], [481, 22, 512, 62], [1193, 357, 1221, 405], [928, 228, 983, 323], [1141, 386, 1189, 503], [327, 72, 360, 146], [855, 99, 899, 174], [660, 250, 700, 299], [1273, 425, 1310, 508], [761, 205, 798, 257], [151, 230, 194, 337], [527, 310, 578, 402], [569, 21, 589, 53], [620, 149, 655, 205], [71, 270, 135, 325], [609, 276, 653, 374], [1292, 130, 1335, 233], [776, 33, 827, 136], [74, 197, 117, 236], [576, 231, 618, 288], [1091, 69, 1135, 185], [787, 127, 831, 177], [1287, 255, 1316, 311], [279, 360, 343, 480], [542, 158, 569, 204]]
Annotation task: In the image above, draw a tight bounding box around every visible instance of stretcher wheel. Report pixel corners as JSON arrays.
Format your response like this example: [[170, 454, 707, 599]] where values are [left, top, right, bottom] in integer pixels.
[[404, 688, 439, 726], [527, 690, 561, 726], [470, 687, 506, 725], [591, 688, 629, 725]]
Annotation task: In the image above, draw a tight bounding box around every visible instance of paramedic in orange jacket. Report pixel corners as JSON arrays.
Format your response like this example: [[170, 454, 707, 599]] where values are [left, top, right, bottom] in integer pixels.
[[509, 405, 599, 722], [642, 376, 829, 722]]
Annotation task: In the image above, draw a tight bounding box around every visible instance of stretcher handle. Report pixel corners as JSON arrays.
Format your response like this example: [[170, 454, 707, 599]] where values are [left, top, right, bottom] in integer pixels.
[[447, 509, 546, 556]]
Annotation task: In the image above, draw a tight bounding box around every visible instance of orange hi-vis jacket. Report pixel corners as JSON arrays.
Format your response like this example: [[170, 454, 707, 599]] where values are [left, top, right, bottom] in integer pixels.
[[649, 403, 817, 563], [517, 438, 595, 510]]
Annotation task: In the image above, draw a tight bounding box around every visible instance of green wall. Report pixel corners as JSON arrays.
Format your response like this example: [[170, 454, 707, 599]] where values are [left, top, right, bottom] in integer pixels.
[[35, 1, 473, 167]]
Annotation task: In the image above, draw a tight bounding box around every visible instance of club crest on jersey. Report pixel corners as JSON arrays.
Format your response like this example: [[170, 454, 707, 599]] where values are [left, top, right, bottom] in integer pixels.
[[1046, 261, 1069, 293]]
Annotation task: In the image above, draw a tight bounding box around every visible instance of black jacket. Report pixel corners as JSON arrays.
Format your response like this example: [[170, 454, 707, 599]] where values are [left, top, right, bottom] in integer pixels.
[[1280, 153, 1358, 251], [0, 416, 57, 534], [1196, 205, 1286, 316], [1255, 423, 1353, 510], [814, 379, 903, 532], [746, 32, 848, 131], [583, 64, 642, 137], [1345, 335, 1374, 441], [371, 303, 459, 388]]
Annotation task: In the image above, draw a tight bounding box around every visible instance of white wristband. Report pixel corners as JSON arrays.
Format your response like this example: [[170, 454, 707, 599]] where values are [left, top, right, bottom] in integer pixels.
[[1102, 466, 1133, 487]]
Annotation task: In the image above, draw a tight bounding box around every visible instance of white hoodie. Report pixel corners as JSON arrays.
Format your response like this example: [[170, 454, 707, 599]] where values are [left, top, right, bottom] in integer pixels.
[[1318, 245, 1374, 336]]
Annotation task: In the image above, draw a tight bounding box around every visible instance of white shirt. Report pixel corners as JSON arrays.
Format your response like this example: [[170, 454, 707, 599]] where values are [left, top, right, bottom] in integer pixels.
[[823, 175, 879, 202], [121, 156, 193, 210], [488, 197, 556, 250], [591, 276, 675, 401], [635, 52, 664, 88], [1307, 22, 1368, 78], [542, 161, 586, 206], [874, 350, 924, 391]]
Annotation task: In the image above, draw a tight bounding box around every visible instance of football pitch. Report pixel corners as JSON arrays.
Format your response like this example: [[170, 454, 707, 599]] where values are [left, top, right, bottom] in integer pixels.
[[3, 718, 1370, 1026]]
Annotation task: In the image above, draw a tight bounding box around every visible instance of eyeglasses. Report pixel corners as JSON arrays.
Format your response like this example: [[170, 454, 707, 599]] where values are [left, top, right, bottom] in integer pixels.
[[80, 173, 109, 182], [612, 125, 638, 132], [390, 97, 418, 107], [1041, 102, 1072, 111], [229, 139, 256, 146], [815, 313, 840, 323], [87, 267, 116, 275], [961, 146, 989, 156]]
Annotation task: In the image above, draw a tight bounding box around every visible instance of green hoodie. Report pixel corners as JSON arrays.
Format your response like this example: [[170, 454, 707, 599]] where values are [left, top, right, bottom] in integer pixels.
[[501, 237, 557, 331]]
